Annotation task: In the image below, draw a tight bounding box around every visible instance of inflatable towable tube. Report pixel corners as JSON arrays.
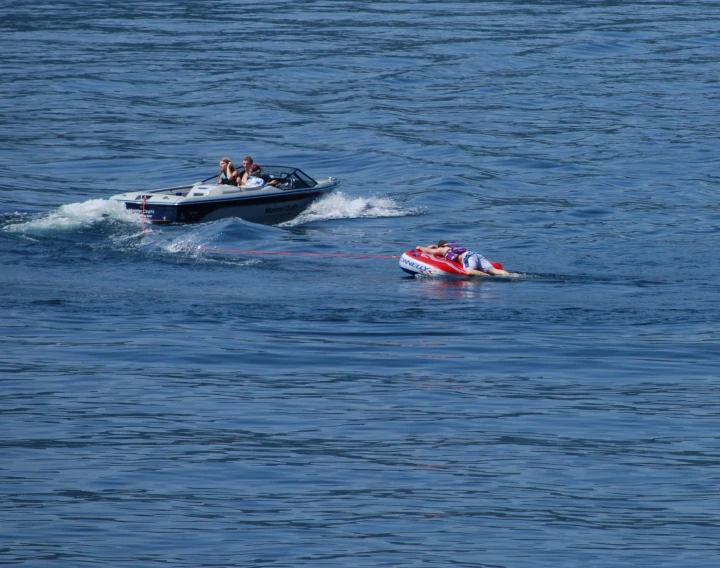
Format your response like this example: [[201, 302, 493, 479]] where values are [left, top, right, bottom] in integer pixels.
[[399, 249, 503, 279]]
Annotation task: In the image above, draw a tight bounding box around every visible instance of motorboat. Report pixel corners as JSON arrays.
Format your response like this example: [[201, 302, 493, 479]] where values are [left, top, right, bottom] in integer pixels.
[[110, 165, 339, 224]]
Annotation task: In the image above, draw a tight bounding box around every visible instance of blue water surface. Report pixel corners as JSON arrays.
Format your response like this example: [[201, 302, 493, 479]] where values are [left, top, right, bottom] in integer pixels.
[[1, 2, 719, 567]]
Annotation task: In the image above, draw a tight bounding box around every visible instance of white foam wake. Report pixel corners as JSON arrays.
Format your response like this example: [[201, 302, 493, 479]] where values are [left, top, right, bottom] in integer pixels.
[[3, 199, 141, 233], [281, 192, 419, 226]]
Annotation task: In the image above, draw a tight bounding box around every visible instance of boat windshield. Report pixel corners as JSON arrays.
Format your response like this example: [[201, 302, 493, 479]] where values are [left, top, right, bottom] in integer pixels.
[[259, 166, 317, 189]]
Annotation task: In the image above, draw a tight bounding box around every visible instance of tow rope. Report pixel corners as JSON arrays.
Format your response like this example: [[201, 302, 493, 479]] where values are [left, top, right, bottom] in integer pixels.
[[195, 247, 399, 259]]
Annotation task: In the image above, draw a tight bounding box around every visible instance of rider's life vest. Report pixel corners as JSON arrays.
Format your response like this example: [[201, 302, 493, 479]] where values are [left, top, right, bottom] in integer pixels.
[[444, 243, 466, 262]]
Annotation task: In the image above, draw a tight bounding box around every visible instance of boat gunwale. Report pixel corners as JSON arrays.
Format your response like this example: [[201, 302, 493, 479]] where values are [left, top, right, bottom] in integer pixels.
[[112, 180, 338, 205]]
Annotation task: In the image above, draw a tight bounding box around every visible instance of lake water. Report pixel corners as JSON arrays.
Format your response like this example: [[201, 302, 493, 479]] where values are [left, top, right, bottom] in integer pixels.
[[2, 2, 719, 567]]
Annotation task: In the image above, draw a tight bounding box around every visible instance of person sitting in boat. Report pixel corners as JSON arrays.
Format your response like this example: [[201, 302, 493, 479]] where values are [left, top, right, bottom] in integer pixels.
[[218, 157, 239, 185], [238, 156, 263, 186], [415, 240, 511, 277]]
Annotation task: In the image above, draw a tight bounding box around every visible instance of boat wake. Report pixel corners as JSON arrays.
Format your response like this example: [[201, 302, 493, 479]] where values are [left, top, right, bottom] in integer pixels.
[[1, 193, 417, 268], [2, 199, 141, 235], [137, 217, 281, 266], [281, 192, 419, 227]]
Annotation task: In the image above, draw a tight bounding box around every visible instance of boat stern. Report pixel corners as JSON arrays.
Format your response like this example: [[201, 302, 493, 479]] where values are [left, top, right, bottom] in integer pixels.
[[110, 191, 180, 223]]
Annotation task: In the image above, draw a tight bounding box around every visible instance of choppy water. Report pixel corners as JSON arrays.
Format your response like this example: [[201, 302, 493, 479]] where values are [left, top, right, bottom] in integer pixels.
[[2, 2, 720, 567]]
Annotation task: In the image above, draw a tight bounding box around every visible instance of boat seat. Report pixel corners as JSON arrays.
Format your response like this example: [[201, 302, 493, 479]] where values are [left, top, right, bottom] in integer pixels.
[[189, 184, 225, 197]]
